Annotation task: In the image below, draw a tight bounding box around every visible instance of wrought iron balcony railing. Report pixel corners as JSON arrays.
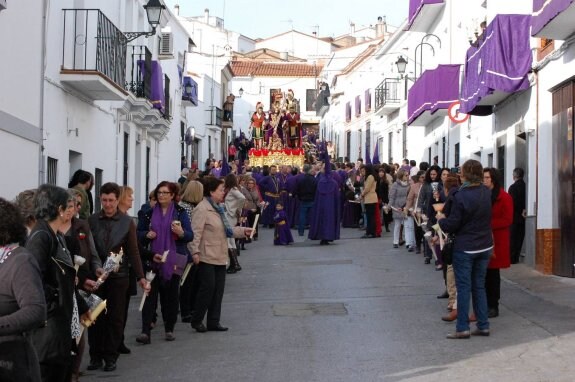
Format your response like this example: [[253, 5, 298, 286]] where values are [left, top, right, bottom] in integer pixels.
[[375, 78, 401, 111], [61, 9, 127, 88], [125, 45, 152, 101]]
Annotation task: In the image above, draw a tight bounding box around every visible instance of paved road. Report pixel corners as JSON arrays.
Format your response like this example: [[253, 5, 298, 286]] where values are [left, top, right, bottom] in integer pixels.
[[82, 226, 575, 382]]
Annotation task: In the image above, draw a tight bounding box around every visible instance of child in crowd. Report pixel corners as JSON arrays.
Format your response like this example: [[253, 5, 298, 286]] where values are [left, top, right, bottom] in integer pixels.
[[273, 203, 293, 245]]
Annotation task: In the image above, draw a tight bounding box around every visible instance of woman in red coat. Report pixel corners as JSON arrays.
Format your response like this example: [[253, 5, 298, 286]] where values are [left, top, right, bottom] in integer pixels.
[[483, 168, 513, 318]]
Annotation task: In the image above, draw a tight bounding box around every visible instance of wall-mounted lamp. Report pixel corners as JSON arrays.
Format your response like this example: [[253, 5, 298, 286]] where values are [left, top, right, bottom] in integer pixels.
[[68, 127, 79, 137], [184, 82, 193, 96], [124, 0, 166, 42], [527, 128, 535, 137], [238, 87, 244, 98]]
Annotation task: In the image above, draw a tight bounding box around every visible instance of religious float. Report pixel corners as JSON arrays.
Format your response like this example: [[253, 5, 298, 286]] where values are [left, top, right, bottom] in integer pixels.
[[247, 89, 311, 167]]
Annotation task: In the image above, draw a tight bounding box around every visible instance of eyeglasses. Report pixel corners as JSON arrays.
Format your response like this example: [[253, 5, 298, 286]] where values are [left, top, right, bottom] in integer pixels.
[[157, 191, 172, 195]]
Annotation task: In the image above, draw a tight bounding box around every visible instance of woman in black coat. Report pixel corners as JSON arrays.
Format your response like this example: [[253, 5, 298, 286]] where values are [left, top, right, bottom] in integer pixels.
[[26, 185, 90, 382]]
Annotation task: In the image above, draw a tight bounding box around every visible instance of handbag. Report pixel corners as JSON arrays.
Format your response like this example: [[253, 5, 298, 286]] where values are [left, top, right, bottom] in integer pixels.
[[441, 234, 455, 265]]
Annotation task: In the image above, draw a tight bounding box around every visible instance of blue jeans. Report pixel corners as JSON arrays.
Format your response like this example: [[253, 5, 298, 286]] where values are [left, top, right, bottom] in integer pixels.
[[299, 201, 314, 236], [452, 249, 491, 332]]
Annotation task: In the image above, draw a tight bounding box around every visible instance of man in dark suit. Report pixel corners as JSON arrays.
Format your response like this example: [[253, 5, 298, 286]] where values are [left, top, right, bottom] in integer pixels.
[[508, 168, 526, 264]]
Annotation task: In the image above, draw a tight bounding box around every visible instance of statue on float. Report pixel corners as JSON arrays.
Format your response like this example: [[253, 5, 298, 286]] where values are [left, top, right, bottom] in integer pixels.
[[250, 102, 266, 149]]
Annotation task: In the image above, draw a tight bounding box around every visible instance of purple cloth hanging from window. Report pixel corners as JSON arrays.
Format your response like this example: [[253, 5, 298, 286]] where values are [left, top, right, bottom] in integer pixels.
[[531, 0, 574, 36], [407, 64, 460, 125], [459, 14, 531, 115], [408, 0, 443, 29], [138, 60, 165, 113]]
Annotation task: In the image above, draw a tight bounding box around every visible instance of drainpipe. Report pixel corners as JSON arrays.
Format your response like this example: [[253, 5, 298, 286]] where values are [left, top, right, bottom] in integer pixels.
[[38, 0, 49, 185], [534, 69, 540, 271]]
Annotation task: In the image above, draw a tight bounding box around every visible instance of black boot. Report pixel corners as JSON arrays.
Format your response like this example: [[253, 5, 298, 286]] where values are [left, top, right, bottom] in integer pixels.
[[232, 249, 242, 271], [227, 249, 237, 274]]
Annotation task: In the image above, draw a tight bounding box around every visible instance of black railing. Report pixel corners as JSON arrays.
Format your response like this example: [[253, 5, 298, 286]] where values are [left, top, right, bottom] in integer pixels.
[[125, 45, 152, 101], [61, 9, 127, 88], [375, 78, 401, 111], [163, 74, 170, 120]]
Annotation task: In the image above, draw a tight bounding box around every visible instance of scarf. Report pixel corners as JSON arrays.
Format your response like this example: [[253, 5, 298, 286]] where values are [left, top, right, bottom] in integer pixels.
[[207, 197, 234, 238], [150, 202, 179, 281]]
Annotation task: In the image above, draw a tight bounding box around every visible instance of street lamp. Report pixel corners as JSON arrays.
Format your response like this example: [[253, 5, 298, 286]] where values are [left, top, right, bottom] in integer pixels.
[[395, 56, 408, 78], [238, 88, 244, 98], [124, 0, 166, 42], [184, 82, 193, 96]]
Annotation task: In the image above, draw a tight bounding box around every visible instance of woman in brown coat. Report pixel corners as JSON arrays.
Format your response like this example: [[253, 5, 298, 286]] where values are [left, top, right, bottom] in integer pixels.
[[188, 177, 252, 332]]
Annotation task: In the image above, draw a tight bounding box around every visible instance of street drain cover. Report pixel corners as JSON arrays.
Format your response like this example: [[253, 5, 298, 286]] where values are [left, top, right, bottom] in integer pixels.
[[272, 303, 348, 317]]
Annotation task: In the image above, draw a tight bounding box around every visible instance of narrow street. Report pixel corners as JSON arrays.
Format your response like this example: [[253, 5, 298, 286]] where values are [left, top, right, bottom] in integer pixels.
[[82, 226, 575, 382]]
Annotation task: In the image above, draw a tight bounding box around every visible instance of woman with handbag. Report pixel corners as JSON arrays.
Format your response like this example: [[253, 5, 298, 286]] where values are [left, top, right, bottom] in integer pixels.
[[437, 160, 493, 339], [26, 184, 90, 381], [0, 198, 46, 382], [136, 181, 193, 344]]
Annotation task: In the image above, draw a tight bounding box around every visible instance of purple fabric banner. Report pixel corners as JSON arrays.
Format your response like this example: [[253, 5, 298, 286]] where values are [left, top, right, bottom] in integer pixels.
[[408, 0, 443, 29], [407, 64, 460, 126], [138, 60, 165, 113], [531, 0, 574, 36], [460, 15, 532, 115]]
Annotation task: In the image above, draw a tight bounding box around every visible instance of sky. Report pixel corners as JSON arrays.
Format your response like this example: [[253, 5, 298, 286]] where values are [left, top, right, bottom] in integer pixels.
[[163, 0, 408, 40]]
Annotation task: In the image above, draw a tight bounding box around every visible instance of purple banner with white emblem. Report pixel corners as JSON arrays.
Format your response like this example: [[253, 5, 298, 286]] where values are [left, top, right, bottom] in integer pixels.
[[459, 14, 532, 115], [407, 64, 460, 126]]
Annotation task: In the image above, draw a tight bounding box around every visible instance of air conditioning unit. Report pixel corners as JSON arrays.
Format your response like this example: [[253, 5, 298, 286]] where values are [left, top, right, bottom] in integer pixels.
[[159, 32, 174, 59], [0, 0, 7, 11]]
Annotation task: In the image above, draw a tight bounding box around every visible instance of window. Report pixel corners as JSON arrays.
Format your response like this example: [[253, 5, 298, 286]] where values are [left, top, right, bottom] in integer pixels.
[[366, 121, 371, 159], [95, 168, 103, 212], [123, 132, 129, 186], [388, 131, 393, 164], [180, 121, 185, 161], [537, 38, 554, 61], [345, 102, 352, 122], [306, 89, 317, 112], [402, 123, 407, 159], [145, 148, 150, 199], [365, 89, 371, 112], [355, 96, 361, 117], [346, 130, 351, 161], [47, 157, 58, 185], [454, 142, 460, 167]]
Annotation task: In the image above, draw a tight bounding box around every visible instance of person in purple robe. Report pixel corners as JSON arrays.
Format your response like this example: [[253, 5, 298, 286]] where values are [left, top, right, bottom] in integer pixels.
[[277, 166, 291, 224], [273, 204, 294, 245], [308, 156, 341, 245], [258, 165, 280, 227], [286, 167, 301, 228]]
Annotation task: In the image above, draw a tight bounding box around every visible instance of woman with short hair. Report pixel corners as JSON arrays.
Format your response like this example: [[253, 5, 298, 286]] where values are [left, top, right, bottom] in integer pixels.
[[26, 184, 89, 381], [360, 165, 378, 238], [188, 177, 252, 332], [0, 198, 46, 382]]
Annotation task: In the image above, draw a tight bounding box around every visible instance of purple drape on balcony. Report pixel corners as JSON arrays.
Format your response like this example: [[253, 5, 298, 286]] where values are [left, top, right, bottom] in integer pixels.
[[531, 0, 574, 36], [460, 15, 531, 115], [138, 60, 165, 113], [407, 64, 460, 126], [408, 0, 443, 29]]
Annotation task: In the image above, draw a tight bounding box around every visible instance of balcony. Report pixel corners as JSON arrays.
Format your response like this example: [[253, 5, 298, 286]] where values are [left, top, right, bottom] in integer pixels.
[[374, 78, 402, 116], [407, 0, 445, 33], [122, 45, 170, 139], [207, 107, 223, 129], [460, 15, 532, 116], [532, 0, 575, 40], [407, 65, 460, 126], [60, 9, 128, 100]]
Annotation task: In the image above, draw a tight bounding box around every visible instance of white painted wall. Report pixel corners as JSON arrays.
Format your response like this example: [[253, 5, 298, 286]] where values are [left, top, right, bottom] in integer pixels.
[[255, 31, 334, 60]]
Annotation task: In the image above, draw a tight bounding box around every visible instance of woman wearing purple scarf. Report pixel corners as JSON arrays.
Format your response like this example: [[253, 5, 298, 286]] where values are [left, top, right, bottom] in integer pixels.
[[136, 181, 193, 344]]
